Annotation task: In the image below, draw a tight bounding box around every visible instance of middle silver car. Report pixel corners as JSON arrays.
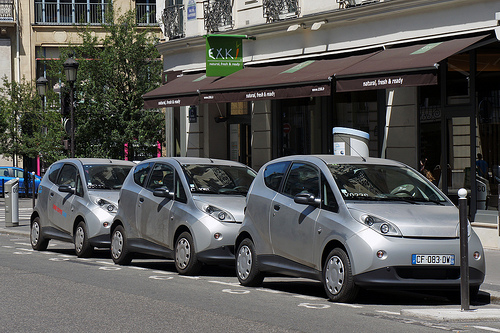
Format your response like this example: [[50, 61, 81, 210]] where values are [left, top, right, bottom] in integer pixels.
[[111, 157, 256, 275]]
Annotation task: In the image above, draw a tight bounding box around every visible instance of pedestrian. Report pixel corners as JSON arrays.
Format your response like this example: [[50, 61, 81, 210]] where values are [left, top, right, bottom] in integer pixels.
[[476, 153, 488, 179]]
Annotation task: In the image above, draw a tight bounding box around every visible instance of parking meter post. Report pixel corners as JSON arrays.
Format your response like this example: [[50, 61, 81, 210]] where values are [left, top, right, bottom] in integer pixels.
[[32, 172, 36, 208], [4, 178, 19, 227], [458, 188, 470, 311]]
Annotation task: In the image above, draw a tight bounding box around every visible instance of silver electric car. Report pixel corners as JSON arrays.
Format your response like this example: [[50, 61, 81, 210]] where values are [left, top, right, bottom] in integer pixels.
[[30, 158, 135, 257], [111, 157, 256, 275], [235, 155, 485, 303]]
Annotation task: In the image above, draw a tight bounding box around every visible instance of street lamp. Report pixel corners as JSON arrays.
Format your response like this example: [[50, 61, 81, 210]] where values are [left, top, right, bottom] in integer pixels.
[[63, 56, 79, 158], [36, 76, 48, 99]]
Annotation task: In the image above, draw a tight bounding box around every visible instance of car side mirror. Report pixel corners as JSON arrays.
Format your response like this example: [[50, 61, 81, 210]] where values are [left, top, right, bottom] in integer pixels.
[[58, 184, 75, 194], [153, 187, 174, 199], [294, 193, 320, 207]]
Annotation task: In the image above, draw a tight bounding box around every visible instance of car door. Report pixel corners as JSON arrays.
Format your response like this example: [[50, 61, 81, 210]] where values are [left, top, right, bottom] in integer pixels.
[[269, 162, 320, 267], [138, 163, 175, 245], [50, 163, 80, 233]]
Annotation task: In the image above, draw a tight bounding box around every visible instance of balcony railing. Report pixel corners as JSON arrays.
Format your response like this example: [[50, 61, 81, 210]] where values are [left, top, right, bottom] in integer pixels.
[[34, 1, 112, 25], [0, 0, 14, 21], [203, 0, 233, 33], [262, 0, 299, 23], [136, 2, 157, 26], [163, 4, 184, 39]]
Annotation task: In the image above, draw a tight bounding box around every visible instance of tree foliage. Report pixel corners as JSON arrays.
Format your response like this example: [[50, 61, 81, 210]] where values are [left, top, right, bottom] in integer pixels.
[[0, 76, 66, 166], [46, 9, 164, 160]]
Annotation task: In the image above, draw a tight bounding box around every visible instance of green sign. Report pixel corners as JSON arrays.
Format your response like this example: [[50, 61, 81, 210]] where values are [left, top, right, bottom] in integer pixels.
[[206, 35, 244, 77]]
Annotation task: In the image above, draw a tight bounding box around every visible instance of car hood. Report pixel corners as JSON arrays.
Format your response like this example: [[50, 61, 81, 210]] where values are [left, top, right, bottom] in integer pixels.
[[346, 202, 460, 238], [88, 190, 120, 205], [192, 194, 247, 222]]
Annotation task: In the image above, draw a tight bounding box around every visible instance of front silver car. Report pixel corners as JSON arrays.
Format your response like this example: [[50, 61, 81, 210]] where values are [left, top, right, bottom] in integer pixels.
[[235, 155, 485, 303]]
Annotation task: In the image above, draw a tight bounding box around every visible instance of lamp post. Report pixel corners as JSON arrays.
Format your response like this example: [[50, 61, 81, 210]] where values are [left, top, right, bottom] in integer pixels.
[[36, 76, 48, 112], [63, 56, 79, 158]]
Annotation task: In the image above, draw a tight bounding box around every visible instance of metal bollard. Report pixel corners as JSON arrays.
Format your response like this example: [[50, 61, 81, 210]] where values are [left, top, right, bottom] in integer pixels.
[[458, 188, 470, 311], [4, 178, 19, 227]]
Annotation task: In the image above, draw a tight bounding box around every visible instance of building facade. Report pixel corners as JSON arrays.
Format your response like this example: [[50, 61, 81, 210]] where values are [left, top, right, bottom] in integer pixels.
[[0, 0, 160, 167], [147, 0, 500, 226]]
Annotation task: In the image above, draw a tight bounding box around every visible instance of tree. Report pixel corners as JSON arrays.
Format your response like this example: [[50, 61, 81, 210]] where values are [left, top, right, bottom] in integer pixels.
[[45, 9, 164, 160], [0, 76, 66, 166]]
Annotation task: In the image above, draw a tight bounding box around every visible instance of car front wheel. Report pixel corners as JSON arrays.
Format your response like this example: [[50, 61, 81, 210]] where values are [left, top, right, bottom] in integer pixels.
[[30, 217, 49, 251], [236, 238, 264, 286], [74, 221, 93, 258], [175, 232, 202, 275], [323, 248, 358, 303], [111, 225, 132, 265]]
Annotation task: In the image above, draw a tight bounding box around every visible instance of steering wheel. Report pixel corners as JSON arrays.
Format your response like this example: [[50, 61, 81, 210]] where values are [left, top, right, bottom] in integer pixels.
[[390, 184, 415, 196]]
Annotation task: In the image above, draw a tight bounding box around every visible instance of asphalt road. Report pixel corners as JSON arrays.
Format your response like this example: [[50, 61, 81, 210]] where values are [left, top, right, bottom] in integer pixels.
[[2, 233, 500, 333]]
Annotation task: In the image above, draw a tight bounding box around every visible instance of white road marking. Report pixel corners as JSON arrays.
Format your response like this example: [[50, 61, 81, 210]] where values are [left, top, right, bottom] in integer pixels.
[[473, 326, 500, 332], [298, 303, 330, 309], [13, 251, 32, 255], [334, 303, 363, 308], [222, 289, 250, 295], [149, 275, 174, 280], [294, 295, 325, 301], [376, 310, 400, 315], [179, 275, 200, 280], [96, 260, 114, 266], [209, 280, 240, 286], [99, 266, 121, 271], [49, 258, 70, 261], [152, 270, 175, 275]]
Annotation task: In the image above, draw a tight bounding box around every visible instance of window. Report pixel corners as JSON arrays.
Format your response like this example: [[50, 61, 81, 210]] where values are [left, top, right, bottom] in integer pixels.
[[282, 163, 319, 198], [34, 0, 112, 25], [57, 164, 78, 187], [48, 163, 64, 184], [321, 174, 338, 213], [263, 161, 290, 191], [175, 175, 187, 204], [133, 162, 153, 187], [146, 163, 175, 191]]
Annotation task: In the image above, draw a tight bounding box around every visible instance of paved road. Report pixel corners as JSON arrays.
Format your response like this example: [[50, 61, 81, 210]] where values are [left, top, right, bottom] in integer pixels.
[[2, 233, 500, 333]]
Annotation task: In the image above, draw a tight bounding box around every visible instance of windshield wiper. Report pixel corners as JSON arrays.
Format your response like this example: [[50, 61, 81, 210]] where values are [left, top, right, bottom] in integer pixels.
[[386, 197, 445, 205]]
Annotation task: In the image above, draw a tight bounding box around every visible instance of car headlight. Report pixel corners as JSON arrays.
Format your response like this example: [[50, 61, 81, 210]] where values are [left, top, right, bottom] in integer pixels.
[[95, 198, 117, 214], [195, 202, 236, 222], [360, 214, 402, 236]]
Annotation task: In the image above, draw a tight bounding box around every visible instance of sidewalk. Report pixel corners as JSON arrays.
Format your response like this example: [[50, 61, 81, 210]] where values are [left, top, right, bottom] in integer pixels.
[[2, 198, 500, 322]]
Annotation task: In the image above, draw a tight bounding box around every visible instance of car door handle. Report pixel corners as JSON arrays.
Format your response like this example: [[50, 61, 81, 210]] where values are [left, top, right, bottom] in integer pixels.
[[139, 197, 144, 203], [274, 204, 280, 211]]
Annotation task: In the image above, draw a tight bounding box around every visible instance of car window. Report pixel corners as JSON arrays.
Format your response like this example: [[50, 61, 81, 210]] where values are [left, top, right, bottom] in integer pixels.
[[175, 175, 187, 204], [133, 162, 153, 187], [75, 174, 84, 197], [57, 164, 78, 188], [147, 163, 175, 191], [282, 163, 320, 198], [263, 161, 291, 191], [48, 163, 64, 184], [321, 174, 338, 213], [182, 164, 255, 195], [329, 164, 447, 203], [84, 164, 132, 190], [13, 169, 24, 178], [1, 168, 9, 177]]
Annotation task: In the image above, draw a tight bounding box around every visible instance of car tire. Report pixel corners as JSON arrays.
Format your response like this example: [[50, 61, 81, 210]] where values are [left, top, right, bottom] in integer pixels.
[[175, 232, 202, 275], [322, 248, 359, 303], [236, 238, 264, 287], [30, 217, 49, 251], [111, 225, 132, 265], [74, 221, 93, 258]]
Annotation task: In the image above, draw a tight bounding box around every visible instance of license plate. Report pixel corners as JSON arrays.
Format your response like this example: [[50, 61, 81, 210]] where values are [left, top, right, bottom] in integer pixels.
[[412, 254, 455, 265]]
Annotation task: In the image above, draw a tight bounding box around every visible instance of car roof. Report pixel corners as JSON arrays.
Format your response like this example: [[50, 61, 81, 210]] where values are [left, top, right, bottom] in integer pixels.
[[53, 158, 136, 166], [138, 157, 251, 168], [263, 155, 406, 168]]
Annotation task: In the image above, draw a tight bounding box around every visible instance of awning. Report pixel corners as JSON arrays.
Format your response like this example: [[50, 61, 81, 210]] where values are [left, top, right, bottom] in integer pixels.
[[143, 73, 221, 109], [335, 34, 488, 92], [199, 53, 376, 103]]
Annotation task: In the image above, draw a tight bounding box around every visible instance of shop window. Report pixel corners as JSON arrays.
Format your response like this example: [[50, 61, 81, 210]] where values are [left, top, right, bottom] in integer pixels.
[[446, 53, 470, 105], [334, 91, 378, 157]]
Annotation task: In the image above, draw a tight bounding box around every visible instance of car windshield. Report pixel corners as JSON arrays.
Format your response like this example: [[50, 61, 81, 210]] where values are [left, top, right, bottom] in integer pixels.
[[83, 164, 133, 190], [328, 163, 447, 204], [182, 164, 256, 195]]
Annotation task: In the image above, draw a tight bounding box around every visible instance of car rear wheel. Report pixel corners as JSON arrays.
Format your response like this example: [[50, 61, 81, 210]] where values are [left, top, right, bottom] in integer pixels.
[[236, 238, 264, 286], [74, 221, 93, 258], [30, 217, 49, 251], [175, 232, 201, 275], [323, 248, 358, 303], [111, 225, 132, 265]]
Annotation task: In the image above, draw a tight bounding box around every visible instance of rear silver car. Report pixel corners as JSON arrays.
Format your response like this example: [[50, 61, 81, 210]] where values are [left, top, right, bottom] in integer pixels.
[[30, 158, 135, 257], [111, 157, 256, 275], [235, 155, 485, 302]]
